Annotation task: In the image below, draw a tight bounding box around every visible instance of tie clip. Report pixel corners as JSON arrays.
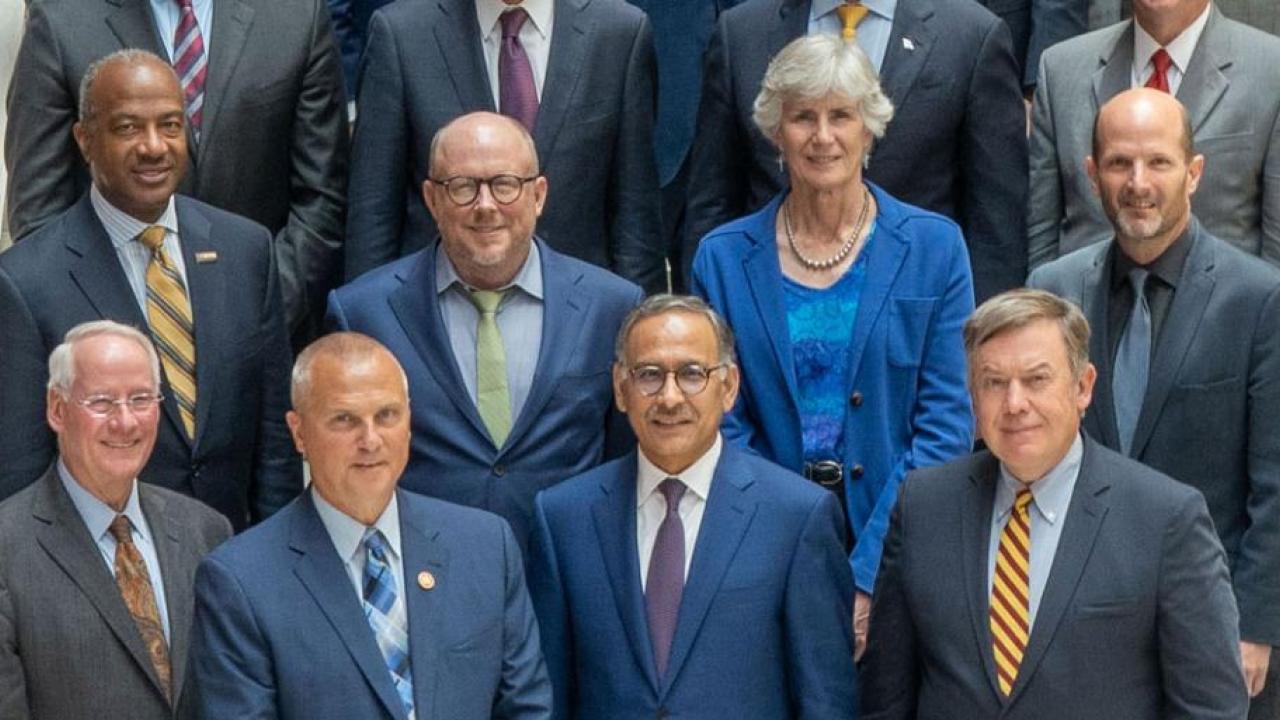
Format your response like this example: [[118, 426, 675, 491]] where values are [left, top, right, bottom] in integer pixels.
[[195, 251, 219, 264]]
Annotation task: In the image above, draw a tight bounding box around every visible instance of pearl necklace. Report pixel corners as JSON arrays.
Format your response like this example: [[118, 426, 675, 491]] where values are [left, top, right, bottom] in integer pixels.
[[783, 187, 872, 271]]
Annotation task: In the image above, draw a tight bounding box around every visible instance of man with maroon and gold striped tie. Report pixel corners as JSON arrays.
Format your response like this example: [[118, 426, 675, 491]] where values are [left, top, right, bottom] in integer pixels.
[[860, 289, 1247, 720]]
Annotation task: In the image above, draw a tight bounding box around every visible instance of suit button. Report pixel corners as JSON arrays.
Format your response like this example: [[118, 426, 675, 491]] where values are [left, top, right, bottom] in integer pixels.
[[656, 710, 669, 719], [849, 391, 864, 407], [851, 464, 864, 479], [493, 464, 507, 477]]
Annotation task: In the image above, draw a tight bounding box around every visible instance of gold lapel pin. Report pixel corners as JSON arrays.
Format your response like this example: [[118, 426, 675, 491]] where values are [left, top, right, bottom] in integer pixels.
[[418, 570, 436, 590], [195, 251, 219, 263]]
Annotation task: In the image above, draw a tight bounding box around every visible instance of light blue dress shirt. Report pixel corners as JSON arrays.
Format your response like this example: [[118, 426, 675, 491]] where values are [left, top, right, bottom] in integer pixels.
[[59, 460, 172, 643], [91, 186, 191, 320], [435, 242, 545, 428], [986, 434, 1083, 630], [311, 487, 406, 604], [148, 0, 215, 63], [808, 0, 897, 71]]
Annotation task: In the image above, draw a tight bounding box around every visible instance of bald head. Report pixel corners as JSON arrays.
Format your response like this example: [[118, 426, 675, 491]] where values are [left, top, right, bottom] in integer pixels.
[[428, 112, 540, 178], [1092, 88, 1193, 163], [78, 49, 182, 124], [290, 332, 409, 412]]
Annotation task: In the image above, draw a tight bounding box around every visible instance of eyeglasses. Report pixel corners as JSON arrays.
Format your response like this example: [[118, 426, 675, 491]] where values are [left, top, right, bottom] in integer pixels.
[[74, 393, 165, 417], [429, 174, 538, 206], [626, 363, 726, 397]]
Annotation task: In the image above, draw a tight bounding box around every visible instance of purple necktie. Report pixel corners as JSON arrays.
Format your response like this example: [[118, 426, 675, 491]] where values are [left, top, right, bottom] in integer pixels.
[[645, 477, 687, 678], [173, 0, 207, 138], [499, 8, 539, 131]]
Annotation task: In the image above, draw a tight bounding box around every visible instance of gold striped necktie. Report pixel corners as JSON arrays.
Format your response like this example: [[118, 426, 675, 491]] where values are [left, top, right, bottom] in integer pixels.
[[469, 289, 511, 447], [836, 2, 869, 41], [991, 488, 1032, 696], [139, 226, 197, 438]]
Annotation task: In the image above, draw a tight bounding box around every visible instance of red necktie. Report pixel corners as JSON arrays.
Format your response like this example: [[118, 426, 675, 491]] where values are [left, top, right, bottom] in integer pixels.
[[173, 0, 208, 137], [1144, 48, 1173, 93]]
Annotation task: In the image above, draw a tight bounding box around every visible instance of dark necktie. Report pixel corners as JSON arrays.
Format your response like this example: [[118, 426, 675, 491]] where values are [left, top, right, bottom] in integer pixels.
[[1144, 48, 1173, 93], [172, 0, 208, 138], [499, 8, 539, 131], [1114, 268, 1151, 455], [108, 515, 172, 701], [645, 477, 687, 678]]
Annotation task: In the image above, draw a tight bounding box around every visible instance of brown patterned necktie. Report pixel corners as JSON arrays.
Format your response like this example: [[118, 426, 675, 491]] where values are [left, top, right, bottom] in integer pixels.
[[108, 515, 172, 701]]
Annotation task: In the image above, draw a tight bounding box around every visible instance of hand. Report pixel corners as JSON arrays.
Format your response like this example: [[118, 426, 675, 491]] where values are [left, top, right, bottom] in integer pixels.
[[1241, 641, 1272, 698], [853, 591, 872, 662]]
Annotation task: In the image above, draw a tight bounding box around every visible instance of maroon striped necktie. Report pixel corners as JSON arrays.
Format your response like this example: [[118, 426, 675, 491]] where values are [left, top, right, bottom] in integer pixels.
[[173, 0, 208, 137]]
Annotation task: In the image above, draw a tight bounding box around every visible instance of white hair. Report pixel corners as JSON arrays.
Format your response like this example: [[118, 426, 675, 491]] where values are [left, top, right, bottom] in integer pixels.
[[47, 320, 162, 395]]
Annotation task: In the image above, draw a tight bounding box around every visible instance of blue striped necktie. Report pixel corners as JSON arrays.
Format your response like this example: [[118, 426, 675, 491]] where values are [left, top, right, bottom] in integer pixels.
[[362, 528, 414, 718]]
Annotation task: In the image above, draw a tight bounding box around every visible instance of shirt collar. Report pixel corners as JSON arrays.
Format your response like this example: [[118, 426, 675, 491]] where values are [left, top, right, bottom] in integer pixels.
[[311, 487, 404, 564], [57, 458, 152, 546], [636, 434, 722, 509], [90, 185, 179, 252], [435, 238, 544, 301], [1110, 218, 1196, 292], [1133, 2, 1211, 78], [810, 0, 896, 24], [995, 433, 1083, 526], [477, 0, 552, 41]]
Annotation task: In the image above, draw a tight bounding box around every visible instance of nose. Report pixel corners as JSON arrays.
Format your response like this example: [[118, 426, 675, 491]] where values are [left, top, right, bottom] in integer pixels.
[[139, 124, 167, 157], [1003, 380, 1029, 415], [473, 180, 499, 210], [355, 419, 384, 451], [654, 371, 685, 408], [813, 115, 833, 144], [107, 402, 143, 432]]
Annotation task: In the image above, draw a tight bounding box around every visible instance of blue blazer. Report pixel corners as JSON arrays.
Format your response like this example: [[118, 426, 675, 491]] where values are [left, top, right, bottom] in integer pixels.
[[690, 185, 974, 591], [192, 489, 552, 720], [326, 239, 643, 552], [527, 443, 857, 719]]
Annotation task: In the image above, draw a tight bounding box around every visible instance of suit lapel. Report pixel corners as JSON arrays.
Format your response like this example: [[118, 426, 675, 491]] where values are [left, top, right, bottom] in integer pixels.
[[290, 494, 409, 720], [399, 491, 449, 720], [1176, 8, 1230, 136], [1091, 24, 1133, 111], [1008, 438, 1111, 704], [32, 468, 171, 702], [961, 454, 1001, 699], [846, 192, 909, 390], [387, 245, 491, 441], [534, 0, 590, 164], [590, 457, 659, 694], [741, 207, 801, 423], [769, 0, 809, 71], [142, 488, 194, 704], [64, 197, 150, 331], [1080, 247, 1120, 447], [104, 0, 166, 54], [878, 0, 937, 109], [661, 448, 757, 695], [197, 0, 255, 163], [175, 199, 219, 451], [434, 0, 495, 112]]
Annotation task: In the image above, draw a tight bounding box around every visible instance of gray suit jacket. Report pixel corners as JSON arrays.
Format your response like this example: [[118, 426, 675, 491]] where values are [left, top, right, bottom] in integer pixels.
[[1027, 7, 1280, 270], [0, 466, 231, 719], [3, 0, 349, 340], [861, 436, 1248, 719], [1028, 222, 1280, 645]]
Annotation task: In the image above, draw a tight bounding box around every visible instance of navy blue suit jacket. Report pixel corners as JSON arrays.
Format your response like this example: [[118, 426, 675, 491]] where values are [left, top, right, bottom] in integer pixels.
[[344, 0, 664, 293], [684, 0, 1028, 303], [326, 239, 643, 551], [527, 444, 857, 719], [327, 0, 393, 94], [0, 193, 301, 530], [192, 489, 552, 720]]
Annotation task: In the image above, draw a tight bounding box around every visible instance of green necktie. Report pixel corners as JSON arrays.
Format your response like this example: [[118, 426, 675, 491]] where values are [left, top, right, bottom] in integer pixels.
[[469, 289, 512, 447]]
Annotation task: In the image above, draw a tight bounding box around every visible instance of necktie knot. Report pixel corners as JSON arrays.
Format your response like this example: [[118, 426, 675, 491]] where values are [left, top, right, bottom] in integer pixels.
[[500, 7, 529, 39], [108, 514, 134, 544], [1150, 48, 1173, 75], [1013, 488, 1033, 515], [175, 0, 194, 9], [835, 2, 869, 40], [363, 528, 390, 562], [658, 478, 686, 515], [139, 225, 167, 252], [1128, 267, 1150, 296], [469, 288, 506, 315]]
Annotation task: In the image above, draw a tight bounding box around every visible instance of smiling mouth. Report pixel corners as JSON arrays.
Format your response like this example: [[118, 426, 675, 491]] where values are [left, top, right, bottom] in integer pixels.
[[103, 440, 140, 449]]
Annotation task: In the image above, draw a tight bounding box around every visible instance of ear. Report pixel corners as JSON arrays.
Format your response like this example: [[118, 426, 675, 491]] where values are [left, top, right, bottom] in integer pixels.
[[719, 363, 741, 414], [1084, 155, 1100, 198], [47, 389, 69, 435], [1186, 153, 1205, 196], [531, 175, 548, 217], [1075, 362, 1098, 416], [422, 180, 439, 220], [612, 362, 629, 414], [285, 410, 306, 457], [72, 121, 92, 164]]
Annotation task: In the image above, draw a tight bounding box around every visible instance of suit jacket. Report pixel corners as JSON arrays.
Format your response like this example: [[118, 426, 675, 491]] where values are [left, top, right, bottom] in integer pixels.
[[527, 444, 857, 719], [1027, 8, 1280, 270], [4, 0, 349, 340], [1028, 223, 1280, 646], [860, 437, 1248, 720], [689, 186, 975, 592], [343, 0, 664, 293], [1088, 0, 1278, 37], [192, 489, 552, 720], [990, 0, 1088, 89], [682, 0, 1028, 303], [326, 238, 643, 552], [0, 465, 232, 720], [0, 193, 302, 530], [327, 0, 393, 95]]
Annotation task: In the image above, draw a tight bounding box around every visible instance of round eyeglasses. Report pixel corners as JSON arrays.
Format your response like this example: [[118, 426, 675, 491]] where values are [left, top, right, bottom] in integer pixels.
[[74, 393, 165, 417], [626, 363, 727, 397], [429, 174, 539, 206]]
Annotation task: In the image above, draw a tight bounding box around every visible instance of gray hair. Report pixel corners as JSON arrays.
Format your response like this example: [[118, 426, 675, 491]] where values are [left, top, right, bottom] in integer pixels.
[[291, 332, 410, 411], [47, 320, 162, 395], [428, 111, 541, 178], [963, 289, 1091, 380], [614, 294, 737, 366], [78, 48, 179, 123], [752, 33, 895, 144]]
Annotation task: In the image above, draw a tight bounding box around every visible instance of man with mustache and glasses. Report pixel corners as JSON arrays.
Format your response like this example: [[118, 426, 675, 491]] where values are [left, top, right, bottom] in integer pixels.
[[1030, 88, 1280, 716], [526, 294, 856, 719]]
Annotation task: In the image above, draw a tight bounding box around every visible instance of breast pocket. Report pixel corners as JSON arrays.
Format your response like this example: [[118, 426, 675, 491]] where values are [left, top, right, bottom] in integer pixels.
[[887, 298, 938, 368]]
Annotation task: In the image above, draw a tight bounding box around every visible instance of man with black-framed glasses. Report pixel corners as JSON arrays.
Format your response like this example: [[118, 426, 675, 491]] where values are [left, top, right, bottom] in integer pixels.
[[327, 111, 644, 555], [526, 294, 857, 719]]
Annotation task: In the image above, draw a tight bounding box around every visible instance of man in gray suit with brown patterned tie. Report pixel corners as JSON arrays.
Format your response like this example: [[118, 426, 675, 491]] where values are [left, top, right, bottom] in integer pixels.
[[0, 321, 231, 719]]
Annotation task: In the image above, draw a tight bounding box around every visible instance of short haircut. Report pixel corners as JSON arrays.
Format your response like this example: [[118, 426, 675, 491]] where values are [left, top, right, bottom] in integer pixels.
[[291, 332, 409, 410], [614, 294, 737, 366], [752, 33, 895, 143], [1091, 96, 1195, 162], [963, 289, 1091, 380], [427, 112, 541, 178], [78, 48, 178, 123], [47, 320, 162, 394]]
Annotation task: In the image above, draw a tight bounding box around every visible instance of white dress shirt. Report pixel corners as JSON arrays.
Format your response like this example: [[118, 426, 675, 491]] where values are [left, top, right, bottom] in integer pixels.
[[148, 0, 215, 62], [311, 487, 407, 605], [477, 0, 554, 107], [1131, 3, 1211, 96], [637, 435, 722, 590], [90, 186, 191, 320]]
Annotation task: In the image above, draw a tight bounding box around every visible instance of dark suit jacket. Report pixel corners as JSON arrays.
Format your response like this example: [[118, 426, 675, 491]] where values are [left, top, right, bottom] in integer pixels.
[[527, 444, 857, 719], [1028, 223, 1280, 646], [327, 0, 394, 95], [344, 0, 664, 293], [977, 0, 1089, 89], [327, 238, 643, 551], [0, 465, 231, 720], [861, 437, 1248, 719], [683, 0, 1028, 303], [4, 0, 349, 340], [192, 489, 552, 720], [0, 193, 302, 530]]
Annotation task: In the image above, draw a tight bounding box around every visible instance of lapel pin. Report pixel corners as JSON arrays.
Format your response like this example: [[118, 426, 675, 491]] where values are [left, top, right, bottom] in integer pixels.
[[418, 570, 436, 590], [195, 251, 219, 264], [903, 37, 916, 51]]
